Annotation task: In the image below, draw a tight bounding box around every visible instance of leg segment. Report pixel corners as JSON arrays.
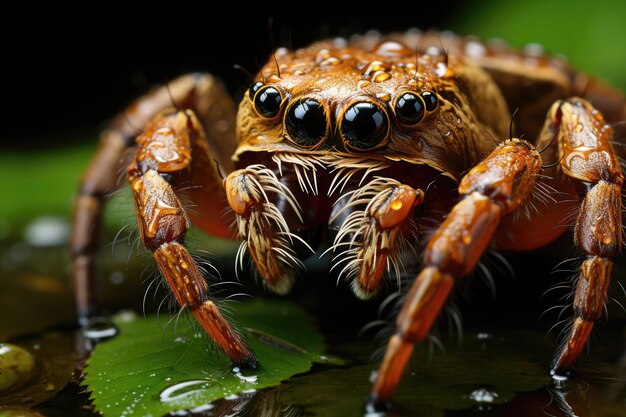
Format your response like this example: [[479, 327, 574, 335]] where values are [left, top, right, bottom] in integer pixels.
[[70, 73, 236, 322], [129, 110, 256, 367], [369, 139, 543, 407], [536, 98, 623, 373], [329, 178, 424, 299]]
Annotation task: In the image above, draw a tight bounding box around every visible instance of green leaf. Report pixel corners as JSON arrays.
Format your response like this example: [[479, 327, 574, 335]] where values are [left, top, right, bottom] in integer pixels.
[[83, 299, 342, 417]]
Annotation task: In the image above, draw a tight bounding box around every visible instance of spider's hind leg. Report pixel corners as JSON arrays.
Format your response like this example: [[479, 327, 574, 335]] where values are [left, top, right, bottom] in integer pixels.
[[536, 98, 623, 374]]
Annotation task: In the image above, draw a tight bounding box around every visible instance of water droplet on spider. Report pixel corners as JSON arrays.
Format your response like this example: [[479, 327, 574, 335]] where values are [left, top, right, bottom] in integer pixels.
[[159, 379, 210, 403], [0, 343, 37, 393], [83, 317, 118, 342], [467, 387, 499, 403]]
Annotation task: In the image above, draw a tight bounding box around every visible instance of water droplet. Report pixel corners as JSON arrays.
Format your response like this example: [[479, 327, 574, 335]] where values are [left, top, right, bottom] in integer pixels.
[[0, 343, 37, 392], [235, 372, 257, 383], [315, 48, 331, 63], [83, 317, 119, 342], [467, 387, 499, 403], [109, 271, 125, 285], [477, 332, 491, 340], [332, 37, 347, 48], [116, 310, 137, 323], [363, 61, 387, 76], [464, 41, 486, 58], [320, 57, 341, 67], [425, 46, 441, 57], [225, 394, 239, 400], [159, 379, 209, 403], [24, 216, 69, 247], [372, 71, 391, 83], [369, 370, 378, 383], [174, 337, 189, 344], [523, 43, 544, 57], [375, 40, 412, 57], [435, 62, 448, 78]]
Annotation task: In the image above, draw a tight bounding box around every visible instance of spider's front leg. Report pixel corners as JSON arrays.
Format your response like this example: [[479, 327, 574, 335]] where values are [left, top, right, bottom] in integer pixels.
[[329, 178, 425, 299], [536, 98, 623, 374], [223, 166, 307, 294], [368, 139, 543, 409], [128, 110, 257, 368]]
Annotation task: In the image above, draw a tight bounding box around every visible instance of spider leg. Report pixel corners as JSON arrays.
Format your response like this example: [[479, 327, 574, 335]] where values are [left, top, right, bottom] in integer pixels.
[[368, 139, 543, 409], [224, 166, 306, 294], [70, 73, 236, 322], [128, 110, 256, 368], [329, 178, 424, 299], [535, 98, 623, 374]]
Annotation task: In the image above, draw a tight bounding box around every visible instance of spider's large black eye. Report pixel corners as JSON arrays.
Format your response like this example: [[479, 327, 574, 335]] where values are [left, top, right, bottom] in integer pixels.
[[341, 102, 389, 150], [421, 91, 439, 112], [254, 86, 282, 118], [395, 92, 425, 124], [286, 98, 327, 147], [248, 81, 264, 100]]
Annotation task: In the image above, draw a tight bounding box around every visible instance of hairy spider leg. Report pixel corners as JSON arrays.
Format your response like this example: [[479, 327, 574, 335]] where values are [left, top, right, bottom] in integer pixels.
[[368, 139, 543, 408]]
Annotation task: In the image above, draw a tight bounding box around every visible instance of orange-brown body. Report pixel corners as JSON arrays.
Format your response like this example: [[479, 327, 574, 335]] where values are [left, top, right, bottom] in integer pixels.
[[70, 31, 626, 410]]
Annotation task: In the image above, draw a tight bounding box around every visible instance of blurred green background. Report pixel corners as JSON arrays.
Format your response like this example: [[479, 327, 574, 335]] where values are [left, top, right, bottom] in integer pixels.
[[1, 0, 624, 232]]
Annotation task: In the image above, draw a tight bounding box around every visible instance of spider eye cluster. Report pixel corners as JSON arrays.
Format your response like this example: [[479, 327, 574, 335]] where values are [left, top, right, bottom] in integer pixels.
[[249, 81, 439, 152]]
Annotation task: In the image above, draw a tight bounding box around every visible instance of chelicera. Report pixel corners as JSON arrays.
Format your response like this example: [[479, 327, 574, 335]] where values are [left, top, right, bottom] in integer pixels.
[[70, 30, 626, 410]]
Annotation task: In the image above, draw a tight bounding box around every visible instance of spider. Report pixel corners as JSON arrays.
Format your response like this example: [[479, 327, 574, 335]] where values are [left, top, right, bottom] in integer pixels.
[[70, 30, 626, 410]]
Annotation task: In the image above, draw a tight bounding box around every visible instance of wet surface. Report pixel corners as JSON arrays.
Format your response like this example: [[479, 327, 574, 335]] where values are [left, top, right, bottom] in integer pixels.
[[0, 217, 624, 416]]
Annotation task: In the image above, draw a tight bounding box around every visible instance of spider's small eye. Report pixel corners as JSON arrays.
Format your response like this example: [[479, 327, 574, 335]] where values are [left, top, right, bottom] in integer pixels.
[[421, 91, 439, 112], [248, 81, 264, 100], [394, 92, 425, 124], [286, 98, 327, 148], [254, 86, 282, 118], [341, 101, 389, 150]]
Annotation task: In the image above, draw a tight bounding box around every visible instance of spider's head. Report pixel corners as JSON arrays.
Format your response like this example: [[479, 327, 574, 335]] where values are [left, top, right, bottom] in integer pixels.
[[234, 34, 508, 179]]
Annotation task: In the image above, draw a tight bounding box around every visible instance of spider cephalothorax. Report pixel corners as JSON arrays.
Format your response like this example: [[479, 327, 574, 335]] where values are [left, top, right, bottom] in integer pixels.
[[71, 30, 626, 410]]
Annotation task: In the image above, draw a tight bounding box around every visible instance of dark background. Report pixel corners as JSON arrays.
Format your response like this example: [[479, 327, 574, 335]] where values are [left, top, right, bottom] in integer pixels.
[[3, 10, 472, 148], [5, 3, 624, 149]]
